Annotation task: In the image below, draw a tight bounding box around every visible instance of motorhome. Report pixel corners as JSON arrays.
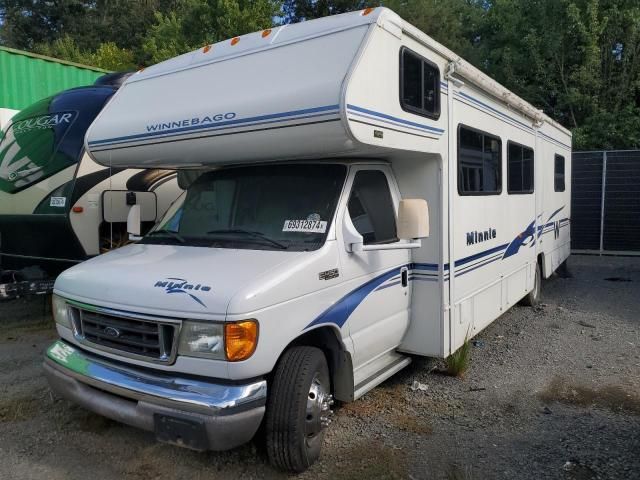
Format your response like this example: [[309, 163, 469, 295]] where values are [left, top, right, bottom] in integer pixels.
[[44, 8, 571, 472], [0, 73, 182, 299]]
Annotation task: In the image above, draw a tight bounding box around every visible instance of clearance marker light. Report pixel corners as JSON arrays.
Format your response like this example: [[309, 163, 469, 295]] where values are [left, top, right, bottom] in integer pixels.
[[203, 44, 212, 53], [231, 37, 240, 46], [72, 206, 83, 213], [362, 7, 374, 15], [262, 29, 272, 38]]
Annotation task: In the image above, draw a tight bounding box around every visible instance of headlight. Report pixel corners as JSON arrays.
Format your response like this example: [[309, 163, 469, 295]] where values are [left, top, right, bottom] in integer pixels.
[[177, 319, 259, 361], [52, 294, 71, 328], [178, 321, 225, 359]]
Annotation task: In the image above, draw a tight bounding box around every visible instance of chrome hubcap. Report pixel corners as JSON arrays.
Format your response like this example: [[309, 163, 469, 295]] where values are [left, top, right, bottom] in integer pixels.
[[304, 373, 334, 440]]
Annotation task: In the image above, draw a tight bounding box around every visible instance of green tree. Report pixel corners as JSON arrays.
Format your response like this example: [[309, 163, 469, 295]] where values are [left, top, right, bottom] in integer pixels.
[[141, 0, 280, 63], [281, 0, 366, 22]]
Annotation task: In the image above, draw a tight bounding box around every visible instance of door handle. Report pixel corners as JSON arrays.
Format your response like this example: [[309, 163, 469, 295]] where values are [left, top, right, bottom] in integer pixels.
[[401, 267, 408, 287]]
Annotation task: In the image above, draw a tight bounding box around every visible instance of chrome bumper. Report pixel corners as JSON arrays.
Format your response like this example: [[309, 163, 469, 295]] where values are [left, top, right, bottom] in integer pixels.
[[44, 340, 267, 451]]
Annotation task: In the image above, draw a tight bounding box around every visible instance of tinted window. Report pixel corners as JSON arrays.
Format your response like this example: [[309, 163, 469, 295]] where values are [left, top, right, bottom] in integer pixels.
[[458, 126, 502, 195], [554, 154, 565, 191], [348, 170, 397, 245], [507, 142, 534, 193], [400, 47, 440, 119]]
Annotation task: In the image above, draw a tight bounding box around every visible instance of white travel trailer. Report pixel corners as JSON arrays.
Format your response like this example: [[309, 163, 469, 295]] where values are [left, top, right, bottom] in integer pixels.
[[0, 74, 182, 299], [44, 8, 571, 472], [0, 108, 18, 131]]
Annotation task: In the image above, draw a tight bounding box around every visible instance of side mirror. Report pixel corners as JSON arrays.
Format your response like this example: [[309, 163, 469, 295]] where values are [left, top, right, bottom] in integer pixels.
[[127, 204, 142, 240], [397, 199, 429, 240], [342, 211, 364, 253]]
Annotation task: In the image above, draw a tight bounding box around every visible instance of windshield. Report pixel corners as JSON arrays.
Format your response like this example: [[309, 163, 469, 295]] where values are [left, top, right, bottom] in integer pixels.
[[143, 164, 346, 251]]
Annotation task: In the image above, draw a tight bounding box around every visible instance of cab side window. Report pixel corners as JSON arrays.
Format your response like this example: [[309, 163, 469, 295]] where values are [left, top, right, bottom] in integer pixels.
[[348, 170, 397, 245]]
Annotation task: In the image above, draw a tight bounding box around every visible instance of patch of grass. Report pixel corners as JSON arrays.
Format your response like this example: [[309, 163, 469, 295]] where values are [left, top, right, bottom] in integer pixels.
[[539, 376, 640, 415], [446, 336, 471, 378], [330, 440, 408, 480], [390, 413, 432, 435]]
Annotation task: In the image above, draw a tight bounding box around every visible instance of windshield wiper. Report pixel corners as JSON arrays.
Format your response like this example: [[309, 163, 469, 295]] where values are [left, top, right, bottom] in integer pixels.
[[146, 229, 186, 244], [205, 229, 287, 249]]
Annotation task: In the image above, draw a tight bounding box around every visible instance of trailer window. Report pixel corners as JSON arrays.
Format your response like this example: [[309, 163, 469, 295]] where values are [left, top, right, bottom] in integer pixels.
[[400, 47, 440, 120], [458, 125, 502, 195], [507, 141, 534, 194], [348, 170, 398, 245], [554, 154, 565, 191]]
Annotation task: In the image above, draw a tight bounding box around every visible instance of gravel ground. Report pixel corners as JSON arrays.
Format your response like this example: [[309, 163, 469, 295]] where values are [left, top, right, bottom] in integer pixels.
[[0, 254, 638, 480]]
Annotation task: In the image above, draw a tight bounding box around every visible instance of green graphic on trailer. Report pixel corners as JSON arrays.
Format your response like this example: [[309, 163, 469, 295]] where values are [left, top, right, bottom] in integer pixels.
[[0, 100, 78, 194]]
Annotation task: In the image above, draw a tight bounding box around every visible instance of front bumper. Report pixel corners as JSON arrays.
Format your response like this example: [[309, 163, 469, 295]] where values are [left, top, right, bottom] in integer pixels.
[[43, 340, 267, 451]]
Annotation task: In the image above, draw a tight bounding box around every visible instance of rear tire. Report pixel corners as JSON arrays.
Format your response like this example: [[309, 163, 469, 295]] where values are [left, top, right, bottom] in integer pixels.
[[520, 261, 541, 306], [266, 346, 332, 472]]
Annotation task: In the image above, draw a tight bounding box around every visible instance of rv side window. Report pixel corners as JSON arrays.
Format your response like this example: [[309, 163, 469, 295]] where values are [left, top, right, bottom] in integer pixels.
[[554, 154, 565, 191], [348, 170, 398, 245], [458, 125, 502, 195], [507, 141, 534, 194], [400, 47, 440, 120]]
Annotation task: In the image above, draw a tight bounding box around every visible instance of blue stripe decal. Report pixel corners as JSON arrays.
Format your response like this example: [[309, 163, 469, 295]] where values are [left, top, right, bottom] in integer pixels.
[[304, 210, 569, 331], [346, 104, 445, 134], [89, 104, 341, 147], [455, 92, 533, 132], [90, 111, 341, 151], [412, 262, 440, 271], [305, 266, 403, 329], [456, 255, 503, 277], [348, 111, 441, 137], [455, 243, 509, 267]]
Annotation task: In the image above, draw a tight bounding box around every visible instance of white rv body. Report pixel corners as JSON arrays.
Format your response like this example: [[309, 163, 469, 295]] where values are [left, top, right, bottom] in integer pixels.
[[45, 8, 571, 468]]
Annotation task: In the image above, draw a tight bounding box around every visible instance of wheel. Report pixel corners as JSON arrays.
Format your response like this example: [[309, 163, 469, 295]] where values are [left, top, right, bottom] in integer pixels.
[[265, 346, 333, 472], [520, 261, 541, 306]]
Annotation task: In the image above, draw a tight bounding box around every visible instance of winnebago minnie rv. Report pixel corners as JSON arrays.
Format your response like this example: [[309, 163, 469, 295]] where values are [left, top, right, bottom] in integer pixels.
[[44, 8, 571, 472], [0, 74, 182, 299]]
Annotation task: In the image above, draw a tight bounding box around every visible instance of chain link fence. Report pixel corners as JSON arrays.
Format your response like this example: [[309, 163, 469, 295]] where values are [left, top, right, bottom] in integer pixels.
[[572, 150, 640, 254]]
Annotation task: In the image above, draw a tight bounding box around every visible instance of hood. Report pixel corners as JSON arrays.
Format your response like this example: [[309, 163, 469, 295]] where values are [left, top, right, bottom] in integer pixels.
[[54, 244, 303, 318]]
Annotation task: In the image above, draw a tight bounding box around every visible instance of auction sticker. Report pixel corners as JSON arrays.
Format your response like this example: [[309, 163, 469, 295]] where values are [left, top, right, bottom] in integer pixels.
[[50, 197, 66, 207], [283, 219, 327, 233]]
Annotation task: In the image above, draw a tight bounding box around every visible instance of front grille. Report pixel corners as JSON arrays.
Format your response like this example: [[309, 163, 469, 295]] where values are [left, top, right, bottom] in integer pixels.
[[72, 308, 178, 362]]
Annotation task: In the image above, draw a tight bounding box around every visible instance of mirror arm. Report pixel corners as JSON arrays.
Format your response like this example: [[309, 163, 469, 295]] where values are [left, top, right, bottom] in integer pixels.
[[360, 240, 422, 251]]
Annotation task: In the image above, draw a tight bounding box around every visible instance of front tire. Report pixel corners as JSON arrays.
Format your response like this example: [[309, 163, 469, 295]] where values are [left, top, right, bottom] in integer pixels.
[[266, 346, 332, 472], [520, 261, 541, 306]]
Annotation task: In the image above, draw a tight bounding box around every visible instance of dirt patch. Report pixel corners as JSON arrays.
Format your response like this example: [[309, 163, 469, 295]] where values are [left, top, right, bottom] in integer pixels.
[[328, 440, 408, 480], [0, 388, 49, 422], [539, 376, 640, 415]]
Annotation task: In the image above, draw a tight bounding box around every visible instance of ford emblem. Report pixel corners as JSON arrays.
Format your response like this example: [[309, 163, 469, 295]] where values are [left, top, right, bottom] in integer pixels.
[[104, 326, 121, 338]]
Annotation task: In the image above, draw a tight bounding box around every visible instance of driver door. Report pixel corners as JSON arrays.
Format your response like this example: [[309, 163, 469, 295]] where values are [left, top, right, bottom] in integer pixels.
[[337, 165, 412, 371]]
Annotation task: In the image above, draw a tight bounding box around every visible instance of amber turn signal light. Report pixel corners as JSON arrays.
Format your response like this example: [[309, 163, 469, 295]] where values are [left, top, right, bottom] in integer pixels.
[[225, 320, 258, 361]]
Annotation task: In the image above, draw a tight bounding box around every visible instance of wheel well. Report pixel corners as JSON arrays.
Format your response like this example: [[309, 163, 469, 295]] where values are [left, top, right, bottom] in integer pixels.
[[537, 253, 547, 278], [277, 327, 354, 402]]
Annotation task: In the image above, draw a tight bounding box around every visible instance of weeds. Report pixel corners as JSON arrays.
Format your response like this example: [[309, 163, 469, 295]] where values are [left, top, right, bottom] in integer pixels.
[[540, 376, 640, 415], [446, 335, 471, 377]]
